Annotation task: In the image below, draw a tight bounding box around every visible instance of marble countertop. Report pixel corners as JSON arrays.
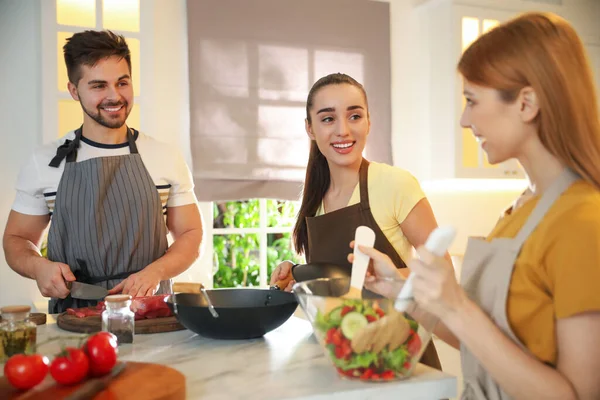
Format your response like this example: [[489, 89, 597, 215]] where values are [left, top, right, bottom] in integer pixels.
[[2, 314, 457, 400]]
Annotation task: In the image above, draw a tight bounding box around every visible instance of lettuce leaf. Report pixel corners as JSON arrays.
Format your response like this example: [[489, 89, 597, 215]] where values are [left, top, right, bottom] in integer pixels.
[[316, 310, 336, 332], [331, 350, 379, 371], [382, 346, 409, 371], [407, 317, 419, 332]]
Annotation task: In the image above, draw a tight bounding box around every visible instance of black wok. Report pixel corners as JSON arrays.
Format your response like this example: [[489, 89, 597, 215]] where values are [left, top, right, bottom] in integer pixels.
[[290, 263, 382, 299], [166, 288, 297, 340], [291, 262, 351, 282]]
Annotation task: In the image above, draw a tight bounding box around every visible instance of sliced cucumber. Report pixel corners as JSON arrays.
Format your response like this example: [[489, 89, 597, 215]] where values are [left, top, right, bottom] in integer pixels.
[[328, 307, 343, 325], [340, 312, 368, 339]]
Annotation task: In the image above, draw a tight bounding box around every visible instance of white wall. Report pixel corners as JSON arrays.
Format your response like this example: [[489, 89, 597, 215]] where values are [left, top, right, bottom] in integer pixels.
[[145, 0, 215, 288], [0, 0, 46, 309], [388, 0, 600, 256]]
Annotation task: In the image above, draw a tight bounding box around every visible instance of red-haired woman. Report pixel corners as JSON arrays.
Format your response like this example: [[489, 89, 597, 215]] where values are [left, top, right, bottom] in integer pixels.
[[359, 12, 600, 400]]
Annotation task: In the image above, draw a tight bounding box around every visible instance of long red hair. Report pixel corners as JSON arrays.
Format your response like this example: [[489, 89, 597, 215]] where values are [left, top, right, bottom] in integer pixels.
[[458, 12, 600, 188]]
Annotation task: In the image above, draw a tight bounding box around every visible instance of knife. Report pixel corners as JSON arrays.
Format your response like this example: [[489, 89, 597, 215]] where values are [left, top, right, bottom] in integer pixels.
[[67, 281, 109, 300], [65, 362, 127, 400]]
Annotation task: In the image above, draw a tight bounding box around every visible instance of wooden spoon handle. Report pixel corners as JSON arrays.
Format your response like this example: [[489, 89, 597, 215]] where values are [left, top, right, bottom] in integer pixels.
[[272, 273, 294, 291]]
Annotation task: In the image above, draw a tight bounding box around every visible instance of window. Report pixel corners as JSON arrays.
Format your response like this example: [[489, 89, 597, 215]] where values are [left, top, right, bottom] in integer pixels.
[[460, 16, 500, 170], [42, 0, 142, 143], [187, 0, 392, 203], [211, 199, 304, 288]]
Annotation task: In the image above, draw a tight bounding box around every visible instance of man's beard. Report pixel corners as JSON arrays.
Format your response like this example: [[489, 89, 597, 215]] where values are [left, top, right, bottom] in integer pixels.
[[80, 100, 131, 129]]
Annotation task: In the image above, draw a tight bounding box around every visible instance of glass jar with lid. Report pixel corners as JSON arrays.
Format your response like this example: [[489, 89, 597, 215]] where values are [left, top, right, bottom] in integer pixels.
[[102, 294, 135, 345], [0, 305, 37, 362]]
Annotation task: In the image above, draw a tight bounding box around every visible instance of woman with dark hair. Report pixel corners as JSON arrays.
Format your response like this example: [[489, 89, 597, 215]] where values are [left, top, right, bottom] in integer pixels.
[[270, 72, 447, 370]]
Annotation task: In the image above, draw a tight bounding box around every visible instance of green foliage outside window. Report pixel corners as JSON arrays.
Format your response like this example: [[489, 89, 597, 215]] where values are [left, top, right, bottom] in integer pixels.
[[212, 200, 304, 288]]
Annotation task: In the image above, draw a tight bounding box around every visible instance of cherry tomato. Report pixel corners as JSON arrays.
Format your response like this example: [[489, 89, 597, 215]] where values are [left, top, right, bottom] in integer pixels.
[[381, 370, 395, 380], [83, 332, 118, 377], [334, 341, 352, 360], [50, 347, 89, 385], [407, 331, 422, 356], [4, 354, 49, 390], [375, 308, 385, 318], [366, 314, 378, 323], [330, 329, 343, 346], [325, 327, 337, 344], [340, 306, 354, 317], [340, 341, 352, 359], [336, 367, 357, 377], [360, 368, 374, 380]]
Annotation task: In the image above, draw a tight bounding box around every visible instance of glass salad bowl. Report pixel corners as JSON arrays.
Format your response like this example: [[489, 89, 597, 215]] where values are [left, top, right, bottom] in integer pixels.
[[293, 277, 438, 382]]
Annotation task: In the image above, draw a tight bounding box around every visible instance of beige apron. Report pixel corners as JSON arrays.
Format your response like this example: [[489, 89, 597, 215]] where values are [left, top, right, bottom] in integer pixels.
[[459, 168, 579, 400]]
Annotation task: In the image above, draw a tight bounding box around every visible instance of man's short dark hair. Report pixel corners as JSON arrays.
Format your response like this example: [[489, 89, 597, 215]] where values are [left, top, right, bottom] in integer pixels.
[[63, 30, 131, 85]]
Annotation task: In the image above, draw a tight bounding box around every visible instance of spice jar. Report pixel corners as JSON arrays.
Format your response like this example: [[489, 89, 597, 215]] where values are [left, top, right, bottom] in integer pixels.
[[102, 294, 134, 345], [0, 305, 37, 362]]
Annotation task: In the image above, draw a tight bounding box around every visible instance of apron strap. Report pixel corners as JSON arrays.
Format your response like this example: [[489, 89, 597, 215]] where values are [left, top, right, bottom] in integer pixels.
[[49, 126, 83, 168], [75, 259, 143, 285], [513, 168, 580, 246], [48, 127, 139, 168], [358, 158, 370, 211], [127, 128, 139, 154]]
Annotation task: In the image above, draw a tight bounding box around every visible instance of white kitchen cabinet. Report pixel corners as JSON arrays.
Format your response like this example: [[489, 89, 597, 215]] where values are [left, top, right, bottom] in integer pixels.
[[421, 2, 524, 179]]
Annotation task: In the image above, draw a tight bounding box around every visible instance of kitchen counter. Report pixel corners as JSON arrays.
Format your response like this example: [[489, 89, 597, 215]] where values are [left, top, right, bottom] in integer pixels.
[[3, 315, 457, 400]]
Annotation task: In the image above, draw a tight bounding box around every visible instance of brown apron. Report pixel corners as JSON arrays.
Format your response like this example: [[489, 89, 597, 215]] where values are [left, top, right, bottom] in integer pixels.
[[305, 158, 442, 370], [459, 168, 579, 399]]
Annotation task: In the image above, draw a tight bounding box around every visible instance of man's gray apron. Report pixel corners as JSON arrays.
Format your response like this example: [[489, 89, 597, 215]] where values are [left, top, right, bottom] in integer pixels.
[[46, 126, 171, 313], [459, 168, 579, 399]]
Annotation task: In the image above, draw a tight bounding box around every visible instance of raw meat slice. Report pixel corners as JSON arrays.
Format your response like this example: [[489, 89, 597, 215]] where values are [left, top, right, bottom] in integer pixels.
[[67, 294, 172, 320], [66, 307, 103, 318]]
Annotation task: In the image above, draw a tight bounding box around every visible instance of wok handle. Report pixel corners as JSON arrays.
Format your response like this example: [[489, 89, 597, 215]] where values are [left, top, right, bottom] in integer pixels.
[[172, 282, 205, 293], [272, 273, 294, 291]]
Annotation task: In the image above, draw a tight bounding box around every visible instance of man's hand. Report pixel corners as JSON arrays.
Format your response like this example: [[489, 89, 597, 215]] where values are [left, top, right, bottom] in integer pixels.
[[33, 259, 76, 299], [108, 267, 163, 298]]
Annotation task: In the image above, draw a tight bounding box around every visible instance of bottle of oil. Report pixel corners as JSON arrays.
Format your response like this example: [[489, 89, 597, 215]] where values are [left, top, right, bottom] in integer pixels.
[[0, 305, 37, 362]]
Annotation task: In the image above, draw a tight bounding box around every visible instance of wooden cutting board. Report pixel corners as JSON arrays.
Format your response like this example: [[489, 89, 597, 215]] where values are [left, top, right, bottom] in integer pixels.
[[0, 361, 185, 399], [56, 313, 185, 334]]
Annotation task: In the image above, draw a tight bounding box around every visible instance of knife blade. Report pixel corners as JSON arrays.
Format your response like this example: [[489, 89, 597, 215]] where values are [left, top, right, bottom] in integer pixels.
[[65, 362, 127, 400], [68, 281, 109, 300]]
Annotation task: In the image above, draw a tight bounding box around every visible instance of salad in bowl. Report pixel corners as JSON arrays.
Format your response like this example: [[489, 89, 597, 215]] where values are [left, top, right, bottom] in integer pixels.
[[294, 277, 434, 382]]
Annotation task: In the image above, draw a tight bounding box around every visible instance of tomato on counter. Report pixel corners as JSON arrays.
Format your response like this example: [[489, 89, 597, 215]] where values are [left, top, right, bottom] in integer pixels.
[[83, 331, 118, 377], [3, 353, 49, 390], [50, 347, 89, 385]]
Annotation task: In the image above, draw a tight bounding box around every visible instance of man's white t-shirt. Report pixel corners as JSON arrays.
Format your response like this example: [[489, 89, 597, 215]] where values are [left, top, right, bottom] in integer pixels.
[[12, 130, 197, 216]]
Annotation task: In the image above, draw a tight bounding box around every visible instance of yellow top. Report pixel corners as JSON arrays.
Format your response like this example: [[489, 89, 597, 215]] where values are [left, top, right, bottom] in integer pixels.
[[488, 180, 600, 365], [316, 161, 425, 263]]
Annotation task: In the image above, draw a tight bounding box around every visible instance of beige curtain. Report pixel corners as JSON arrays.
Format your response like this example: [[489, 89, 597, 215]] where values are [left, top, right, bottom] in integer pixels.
[[187, 0, 392, 201]]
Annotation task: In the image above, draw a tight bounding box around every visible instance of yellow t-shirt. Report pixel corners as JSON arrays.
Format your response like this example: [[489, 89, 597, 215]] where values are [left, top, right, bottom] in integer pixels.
[[488, 180, 600, 365], [316, 161, 425, 263]]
